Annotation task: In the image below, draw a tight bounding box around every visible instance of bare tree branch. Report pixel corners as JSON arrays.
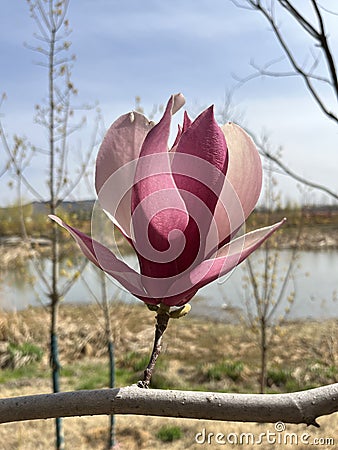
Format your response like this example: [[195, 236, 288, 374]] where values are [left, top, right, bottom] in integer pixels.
[[260, 149, 338, 200], [317, 3, 338, 16], [246, 127, 338, 200], [0, 120, 45, 201], [232, 0, 338, 123], [233, 56, 332, 86], [0, 384, 337, 426], [311, 0, 338, 101], [59, 258, 88, 297], [216, 89, 338, 201]]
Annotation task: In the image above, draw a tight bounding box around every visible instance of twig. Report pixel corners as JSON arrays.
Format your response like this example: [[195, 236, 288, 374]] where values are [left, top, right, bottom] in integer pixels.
[[138, 304, 171, 388], [246, 129, 338, 200]]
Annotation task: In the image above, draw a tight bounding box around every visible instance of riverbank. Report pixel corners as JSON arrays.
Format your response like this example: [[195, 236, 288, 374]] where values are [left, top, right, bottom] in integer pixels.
[[0, 303, 337, 448], [277, 224, 338, 250], [1, 223, 338, 272]]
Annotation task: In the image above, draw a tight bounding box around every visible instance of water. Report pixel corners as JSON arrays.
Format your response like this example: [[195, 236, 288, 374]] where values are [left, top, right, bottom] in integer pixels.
[[1, 250, 337, 322]]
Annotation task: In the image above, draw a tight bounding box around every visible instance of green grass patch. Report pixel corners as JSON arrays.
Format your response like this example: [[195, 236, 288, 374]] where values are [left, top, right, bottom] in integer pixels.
[[62, 360, 143, 390], [119, 351, 151, 372], [267, 368, 293, 387], [116, 351, 171, 386], [76, 369, 109, 390], [61, 362, 109, 390], [202, 360, 244, 382], [156, 425, 183, 442], [8, 342, 44, 361], [0, 364, 47, 383], [309, 363, 338, 383], [149, 372, 176, 390]]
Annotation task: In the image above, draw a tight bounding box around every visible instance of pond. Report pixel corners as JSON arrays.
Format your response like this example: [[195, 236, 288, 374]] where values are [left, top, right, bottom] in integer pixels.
[[1, 249, 337, 323]]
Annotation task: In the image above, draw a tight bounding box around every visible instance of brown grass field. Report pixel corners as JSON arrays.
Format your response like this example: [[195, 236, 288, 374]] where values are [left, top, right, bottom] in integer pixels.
[[0, 303, 337, 449]]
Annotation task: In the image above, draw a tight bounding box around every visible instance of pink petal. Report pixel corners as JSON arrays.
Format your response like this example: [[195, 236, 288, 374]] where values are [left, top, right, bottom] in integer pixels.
[[171, 92, 186, 115], [214, 123, 262, 247], [169, 106, 228, 272], [95, 111, 155, 238], [171, 124, 183, 150], [170, 112, 192, 152], [163, 219, 286, 306], [183, 111, 192, 131], [172, 106, 228, 211], [131, 95, 190, 278], [48, 215, 146, 298]]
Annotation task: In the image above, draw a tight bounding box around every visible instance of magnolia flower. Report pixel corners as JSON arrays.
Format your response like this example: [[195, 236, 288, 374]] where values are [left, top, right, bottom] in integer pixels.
[[50, 94, 284, 307]]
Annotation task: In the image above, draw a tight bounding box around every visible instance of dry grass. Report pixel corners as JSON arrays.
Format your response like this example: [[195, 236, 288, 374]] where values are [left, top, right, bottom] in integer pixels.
[[0, 303, 337, 448], [0, 245, 36, 270], [0, 410, 337, 449]]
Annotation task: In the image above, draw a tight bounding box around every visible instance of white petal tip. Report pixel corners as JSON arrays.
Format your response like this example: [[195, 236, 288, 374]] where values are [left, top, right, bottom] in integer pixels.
[[172, 93, 185, 115]]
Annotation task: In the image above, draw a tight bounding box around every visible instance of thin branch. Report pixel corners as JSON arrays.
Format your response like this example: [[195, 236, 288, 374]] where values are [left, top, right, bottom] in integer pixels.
[[235, 0, 338, 123], [257, 2, 337, 122], [56, 114, 99, 204], [0, 164, 9, 178], [245, 127, 338, 200], [311, 0, 338, 102], [236, 56, 332, 85], [317, 3, 338, 16], [261, 149, 338, 200], [0, 121, 45, 201], [266, 216, 303, 322], [139, 305, 170, 388], [24, 43, 50, 56], [59, 258, 88, 297], [279, 1, 318, 38], [35, 1, 51, 30], [0, 384, 337, 425], [246, 258, 262, 317]]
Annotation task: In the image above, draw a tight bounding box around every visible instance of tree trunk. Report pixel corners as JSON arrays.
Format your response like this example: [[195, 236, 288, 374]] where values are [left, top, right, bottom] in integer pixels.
[[260, 316, 267, 394], [100, 270, 116, 449]]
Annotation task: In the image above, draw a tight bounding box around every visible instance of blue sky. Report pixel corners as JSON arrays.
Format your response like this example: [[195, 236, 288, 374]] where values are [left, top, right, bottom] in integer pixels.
[[1, 0, 337, 206]]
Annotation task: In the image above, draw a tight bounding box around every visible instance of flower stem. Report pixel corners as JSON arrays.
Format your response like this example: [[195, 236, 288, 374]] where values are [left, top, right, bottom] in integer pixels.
[[138, 304, 170, 388]]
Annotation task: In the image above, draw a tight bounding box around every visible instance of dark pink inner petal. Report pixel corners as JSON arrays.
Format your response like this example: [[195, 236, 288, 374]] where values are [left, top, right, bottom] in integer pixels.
[[171, 124, 183, 150], [170, 106, 229, 272], [170, 113, 192, 152], [183, 111, 192, 131], [131, 96, 189, 278], [132, 101, 229, 282]]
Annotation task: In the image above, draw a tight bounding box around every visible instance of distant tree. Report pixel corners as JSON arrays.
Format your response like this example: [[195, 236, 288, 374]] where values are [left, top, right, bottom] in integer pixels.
[[81, 209, 118, 450], [1, 1, 99, 448], [242, 166, 303, 393]]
